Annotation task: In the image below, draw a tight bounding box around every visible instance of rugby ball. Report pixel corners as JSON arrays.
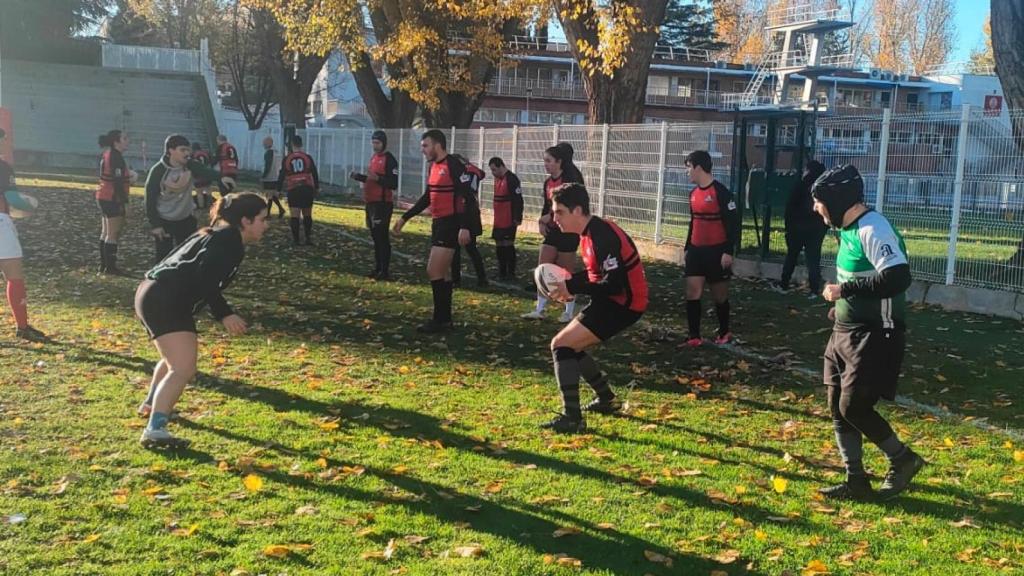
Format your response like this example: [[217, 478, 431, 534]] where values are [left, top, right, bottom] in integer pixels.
[[5, 191, 38, 219], [534, 263, 572, 299]]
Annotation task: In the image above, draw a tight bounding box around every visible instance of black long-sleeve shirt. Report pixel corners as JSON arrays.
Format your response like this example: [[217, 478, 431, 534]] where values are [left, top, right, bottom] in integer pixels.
[[402, 154, 477, 230], [146, 226, 245, 320]]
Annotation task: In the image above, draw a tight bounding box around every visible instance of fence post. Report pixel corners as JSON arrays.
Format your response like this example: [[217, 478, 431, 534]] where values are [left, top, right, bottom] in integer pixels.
[[478, 126, 486, 166], [875, 107, 892, 211], [597, 124, 609, 217], [654, 121, 669, 244], [397, 129, 404, 201], [510, 125, 519, 172], [329, 131, 336, 185], [420, 131, 428, 189], [946, 104, 971, 286], [450, 126, 457, 154], [552, 124, 560, 145]]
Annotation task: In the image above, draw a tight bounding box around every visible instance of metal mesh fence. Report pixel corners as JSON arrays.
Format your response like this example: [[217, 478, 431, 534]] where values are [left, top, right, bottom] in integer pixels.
[[224, 106, 1023, 293]]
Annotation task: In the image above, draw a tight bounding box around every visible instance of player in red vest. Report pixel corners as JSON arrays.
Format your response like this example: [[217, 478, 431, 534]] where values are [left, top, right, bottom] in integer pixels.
[[488, 157, 523, 280], [279, 135, 320, 246], [213, 135, 239, 197], [392, 129, 476, 333], [96, 129, 134, 275], [0, 127, 46, 341], [543, 182, 648, 433], [682, 150, 740, 347], [449, 154, 488, 287], [350, 130, 398, 280], [190, 142, 213, 209]]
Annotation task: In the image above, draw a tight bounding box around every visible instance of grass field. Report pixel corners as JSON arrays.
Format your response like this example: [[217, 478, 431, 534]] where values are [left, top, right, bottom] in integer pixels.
[[1, 173, 1023, 575]]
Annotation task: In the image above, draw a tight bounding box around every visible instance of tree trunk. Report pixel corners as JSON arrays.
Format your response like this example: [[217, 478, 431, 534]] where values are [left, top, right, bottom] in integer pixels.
[[991, 0, 1024, 274], [350, 52, 417, 128], [260, 13, 326, 129], [559, 0, 668, 124]]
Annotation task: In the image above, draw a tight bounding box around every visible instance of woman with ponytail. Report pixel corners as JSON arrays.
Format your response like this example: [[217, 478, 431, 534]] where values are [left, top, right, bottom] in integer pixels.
[[134, 192, 268, 448], [96, 130, 134, 275], [145, 134, 235, 263], [523, 142, 584, 323]]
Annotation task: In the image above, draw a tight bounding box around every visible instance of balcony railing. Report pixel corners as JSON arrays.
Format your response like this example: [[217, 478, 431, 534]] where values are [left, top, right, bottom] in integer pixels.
[[101, 43, 200, 73], [450, 34, 714, 63], [487, 77, 754, 110], [767, 3, 845, 28]]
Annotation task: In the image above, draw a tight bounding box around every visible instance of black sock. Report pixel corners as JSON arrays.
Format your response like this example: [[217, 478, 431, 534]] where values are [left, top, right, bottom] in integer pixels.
[[274, 197, 285, 215], [498, 246, 509, 277], [99, 240, 107, 271], [303, 214, 313, 240], [510, 246, 517, 275], [289, 217, 300, 242], [430, 279, 453, 324], [715, 300, 730, 335], [106, 243, 119, 269], [686, 299, 702, 338], [577, 351, 613, 401], [381, 239, 391, 275], [441, 280, 453, 323], [553, 347, 582, 419]]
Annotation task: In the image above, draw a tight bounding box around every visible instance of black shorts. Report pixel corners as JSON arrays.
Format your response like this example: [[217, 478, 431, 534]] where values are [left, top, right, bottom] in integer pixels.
[[578, 298, 644, 341], [543, 229, 579, 253], [365, 202, 394, 230], [824, 328, 906, 401], [431, 216, 460, 249], [134, 279, 196, 339], [97, 199, 126, 217], [262, 181, 281, 193], [492, 226, 517, 241], [684, 244, 732, 281], [287, 186, 316, 209]]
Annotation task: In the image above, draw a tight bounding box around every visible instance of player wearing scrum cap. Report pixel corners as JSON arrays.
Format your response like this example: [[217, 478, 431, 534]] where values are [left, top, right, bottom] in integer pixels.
[[351, 130, 398, 279]]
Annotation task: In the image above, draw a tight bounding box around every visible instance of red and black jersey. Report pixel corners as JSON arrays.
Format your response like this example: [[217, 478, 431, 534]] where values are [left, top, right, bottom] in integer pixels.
[[192, 150, 213, 186], [566, 216, 648, 313], [215, 143, 239, 176], [96, 148, 130, 202], [492, 171, 523, 229], [279, 151, 319, 192], [362, 151, 399, 203], [403, 154, 477, 226], [686, 180, 740, 254], [541, 168, 584, 234]]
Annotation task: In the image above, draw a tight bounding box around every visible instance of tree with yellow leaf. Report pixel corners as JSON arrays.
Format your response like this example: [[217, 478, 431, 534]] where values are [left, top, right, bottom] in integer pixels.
[[968, 15, 994, 74], [555, 0, 670, 124], [254, 0, 547, 128]]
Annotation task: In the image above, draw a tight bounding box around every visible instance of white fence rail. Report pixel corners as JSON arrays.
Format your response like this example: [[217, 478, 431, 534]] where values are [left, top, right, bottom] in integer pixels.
[[101, 44, 200, 73], [223, 108, 1024, 293]]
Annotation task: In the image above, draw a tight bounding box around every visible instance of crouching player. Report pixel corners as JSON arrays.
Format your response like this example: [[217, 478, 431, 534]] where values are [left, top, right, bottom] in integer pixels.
[[543, 183, 648, 433]]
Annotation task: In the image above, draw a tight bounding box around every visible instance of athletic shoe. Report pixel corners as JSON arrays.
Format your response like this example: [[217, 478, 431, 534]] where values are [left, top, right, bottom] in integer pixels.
[[15, 325, 48, 342], [375, 272, 392, 282], [714, 331, 733, 345], [521, 310, 545, 320], [770, 283, 790, 294], [558, 309, 574, 323], [877, 450, 926, 501], [139, 427, 190, 449], [416, 320, 453, 334], [679, 337, 703, 348], [137, 403, 152, 418], [818, 474, 874, 501], [539, 413, 587, 434], [583, 397, 622, 415]]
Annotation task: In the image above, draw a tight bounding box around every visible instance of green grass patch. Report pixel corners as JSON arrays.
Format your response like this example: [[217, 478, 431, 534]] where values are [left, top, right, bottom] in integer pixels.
[[1, 175, 1022, 575]]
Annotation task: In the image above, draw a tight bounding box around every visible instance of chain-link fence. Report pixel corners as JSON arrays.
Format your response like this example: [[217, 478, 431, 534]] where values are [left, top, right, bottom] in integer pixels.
[[225, 107, 1024, 294]]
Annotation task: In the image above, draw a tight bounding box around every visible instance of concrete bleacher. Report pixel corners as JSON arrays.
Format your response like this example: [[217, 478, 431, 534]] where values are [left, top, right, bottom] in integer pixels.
[[1, 59, 216, 170]]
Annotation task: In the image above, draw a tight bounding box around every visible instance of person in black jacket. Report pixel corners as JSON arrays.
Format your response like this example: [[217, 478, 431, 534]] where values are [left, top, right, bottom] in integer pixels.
[[135, 192, 268, 448], [350, 130, 399, 280], [449, 154, 488, 287], [778, 160, 827, 297]]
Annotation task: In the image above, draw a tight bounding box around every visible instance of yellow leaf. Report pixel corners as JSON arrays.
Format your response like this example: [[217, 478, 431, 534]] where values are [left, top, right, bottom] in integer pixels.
[[1004, 440, 1014, 449], [172, 524, 199, 537], [943, 437, 955, 447], [315, 457, 328, 469], [543, 553, 582, 567], [263, 545, 291, 558], [142, 486, 164, 496], [243, 474, 263, 492], [772, 476, 788, 494], [1014, 450, 1024, 463], [755, 529, 768, 541], [802, 559, 830, 575], [398, 365, 411, 374], [391, 464, 409, 475], [82, 533, 101, 544], [734, 485, 748, 495], [218, 461, 230, 472], [318, 421, 340, 431], [552, 526, 580, 538], [113, 494, 128, 504]]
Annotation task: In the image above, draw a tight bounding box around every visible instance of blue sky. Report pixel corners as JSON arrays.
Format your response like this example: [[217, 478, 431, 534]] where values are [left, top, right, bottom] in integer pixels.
[[952, 0, 988, 62]]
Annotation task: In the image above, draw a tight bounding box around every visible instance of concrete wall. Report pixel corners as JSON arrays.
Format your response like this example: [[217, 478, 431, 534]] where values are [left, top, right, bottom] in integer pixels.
[[1, 60, 213, 170]]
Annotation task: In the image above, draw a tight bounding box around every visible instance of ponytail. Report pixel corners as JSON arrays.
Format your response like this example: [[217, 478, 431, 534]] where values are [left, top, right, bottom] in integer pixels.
[[99, 129, 123, 148], [546, 142, 584, 184], [202, 192, 267, 234]]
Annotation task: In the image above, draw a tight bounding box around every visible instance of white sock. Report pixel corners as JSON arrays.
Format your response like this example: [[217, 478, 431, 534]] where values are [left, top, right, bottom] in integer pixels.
[[535, 295, 548, 313], [564, 300, 576, 317]]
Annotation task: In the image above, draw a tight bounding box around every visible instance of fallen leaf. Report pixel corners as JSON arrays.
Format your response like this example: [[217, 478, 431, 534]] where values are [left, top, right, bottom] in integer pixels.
[[543, 553, 583, 567], [82, 533, 101, 544], [294, 505, 318, 516], [318, 421, 340, 431], [1014, 450, 1024, 463], [714, 549, 740, 564], [802, 559, 830, 575], [552, 526, 580, 538], [949, 517, 980, 529], [172, 524, 199, 537], [772, 476, 788, 494], [644, 550, 674, 567], [943, 437, 955, 448], [263, 545, 291, 558], [243, 475, 263, 492], [453, 544, 485, 558]]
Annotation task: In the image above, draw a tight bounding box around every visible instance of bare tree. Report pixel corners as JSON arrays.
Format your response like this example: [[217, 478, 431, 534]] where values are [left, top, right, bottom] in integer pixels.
[[217, 2, 277, 129], [863, 0, 954, 74], [907, 0, 955, 75]]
